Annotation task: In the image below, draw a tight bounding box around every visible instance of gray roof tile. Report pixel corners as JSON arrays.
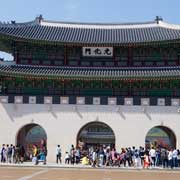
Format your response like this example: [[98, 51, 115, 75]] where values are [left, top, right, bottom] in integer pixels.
[[0, 64, 180, 79], [0, 19, 180, 44]]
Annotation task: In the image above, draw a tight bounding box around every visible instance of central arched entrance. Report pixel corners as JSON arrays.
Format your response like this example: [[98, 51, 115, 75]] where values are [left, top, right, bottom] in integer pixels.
[[145, 126, 176, 149], [16, 123, 47, 160], [77, 122, 115, 150]]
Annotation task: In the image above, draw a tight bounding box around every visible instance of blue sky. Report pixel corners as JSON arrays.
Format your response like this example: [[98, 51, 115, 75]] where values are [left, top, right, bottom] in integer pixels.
[[0, 0, 180, 59]]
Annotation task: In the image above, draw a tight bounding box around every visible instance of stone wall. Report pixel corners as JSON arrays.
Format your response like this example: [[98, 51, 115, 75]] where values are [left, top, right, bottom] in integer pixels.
[[0, 103, 180, 162]]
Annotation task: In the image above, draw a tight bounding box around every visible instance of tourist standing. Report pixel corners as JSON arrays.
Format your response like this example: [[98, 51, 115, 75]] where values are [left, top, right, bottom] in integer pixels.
[[19, 146, 25, 163], [172, 148, 178, 168], [168, 148, 173, 169], [155, 148, 161, 167], [134, 149, 141, 167], [144, 151, 150, 169], [11, 145, 15, 163], [124, 148, 131, 167], [92, 149, 97, 167], [75, 147, 80, 164], [177, 149, 180, 167], [139, 147, 145, 167], [1, 144, 6, 163], [161, 148, 168, 168], [149, 147, 156, 167], [14, 145, 20, 164], [105, 148, 110, 166], [99, 147, 104, 167], [65, 152, 70, 164], [70, 145, 75, 165], [56, 145, 62, 164]]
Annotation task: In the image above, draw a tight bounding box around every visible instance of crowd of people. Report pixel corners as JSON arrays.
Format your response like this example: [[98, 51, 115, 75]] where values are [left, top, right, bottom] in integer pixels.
[[1, 143, 180, 169], [0, 140, 47, 165], [0, 144, 25, 164], [56, 144, 180, 169]]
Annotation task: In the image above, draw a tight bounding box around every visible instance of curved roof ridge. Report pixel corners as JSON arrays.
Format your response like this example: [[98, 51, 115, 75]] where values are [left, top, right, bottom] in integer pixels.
[[0, 17, 180, 45], [40, 19, 159, 29], [1, 18, 180, 30], [41, 19, 157, 26], [40, 19, 180, 30], [159, 21, 180, 30]]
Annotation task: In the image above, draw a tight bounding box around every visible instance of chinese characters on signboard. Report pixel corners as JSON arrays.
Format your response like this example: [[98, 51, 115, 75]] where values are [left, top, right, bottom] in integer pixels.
[[83, 47, 113, 57]]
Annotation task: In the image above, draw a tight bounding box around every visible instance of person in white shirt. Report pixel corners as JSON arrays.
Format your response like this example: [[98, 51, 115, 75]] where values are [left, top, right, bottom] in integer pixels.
[[65, 152, 70, 164], [168, 149, 173, 169], [56, 145, 62, 164], [172, 149, 178, 168], [149, 147, 156, 166], [92, 149, 97, 167]]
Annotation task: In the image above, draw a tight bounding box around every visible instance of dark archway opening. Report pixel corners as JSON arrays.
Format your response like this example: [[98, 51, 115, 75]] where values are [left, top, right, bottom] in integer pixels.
[[77, 122, 115, 150], [16, 124, 47, 160], [145, 126, 176, 150]]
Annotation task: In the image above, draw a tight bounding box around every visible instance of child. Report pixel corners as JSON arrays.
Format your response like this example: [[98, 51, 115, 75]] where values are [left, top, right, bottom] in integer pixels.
[[65, 152, 70, 164], [144, 152, 150, 169]]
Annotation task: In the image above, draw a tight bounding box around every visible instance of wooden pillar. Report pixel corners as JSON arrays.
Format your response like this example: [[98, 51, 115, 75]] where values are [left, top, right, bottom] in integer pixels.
[[61, 79, 65, 95], [128, 45, 132, 67], [113, 47, 117, 67], [64, 46, 67, 66]]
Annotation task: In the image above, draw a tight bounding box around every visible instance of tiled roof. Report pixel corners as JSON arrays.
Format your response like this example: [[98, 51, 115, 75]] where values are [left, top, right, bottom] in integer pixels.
[[0, 18, 180, 44], [0, 64, 180, 80]]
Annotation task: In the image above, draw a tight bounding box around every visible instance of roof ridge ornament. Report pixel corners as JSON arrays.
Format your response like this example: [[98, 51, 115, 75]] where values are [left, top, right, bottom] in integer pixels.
[[35, 14, 43, 24], [11, 20, 16, 25], [155, 16, 163, 24]]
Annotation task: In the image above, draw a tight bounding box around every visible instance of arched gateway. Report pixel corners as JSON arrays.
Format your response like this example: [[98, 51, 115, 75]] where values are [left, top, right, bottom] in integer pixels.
[[77, 122, 115, 150], [145, 126, 176, 149], [16, 124, 47, 160]]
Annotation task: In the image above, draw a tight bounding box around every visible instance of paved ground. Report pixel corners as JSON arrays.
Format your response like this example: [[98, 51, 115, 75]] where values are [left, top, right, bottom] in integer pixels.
[[0, 167, 180, 180]]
